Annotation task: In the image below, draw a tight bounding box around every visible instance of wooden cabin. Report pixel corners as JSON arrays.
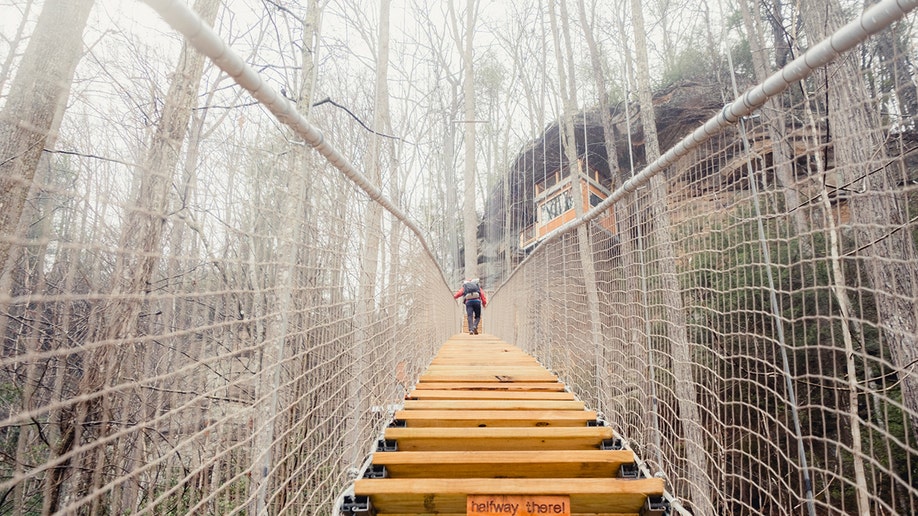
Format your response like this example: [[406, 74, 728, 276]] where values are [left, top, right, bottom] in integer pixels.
[[519, 159, 616, 250]]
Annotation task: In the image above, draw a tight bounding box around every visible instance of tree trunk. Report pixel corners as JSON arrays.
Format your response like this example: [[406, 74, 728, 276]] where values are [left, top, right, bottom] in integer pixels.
[[865, 0, 918, 119], [800, 0, 918, 468], [443, 105, 460, 277], [547, 0, 605, 405], [739, 0, 812, 256], [454, 0, 479, 279], [576, 0, 648, 417], [71, 0, 220, 508], [350, 0, 391, 470], [0, 0, 94, 280], [381, 5, 405, 337], [0, 0, 36, 93], [252, 0, 323, 510], [630, 0, 715, 513]]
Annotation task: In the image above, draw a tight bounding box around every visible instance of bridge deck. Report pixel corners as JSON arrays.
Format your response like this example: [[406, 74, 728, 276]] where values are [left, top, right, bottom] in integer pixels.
[[349, 334, 666, 516]]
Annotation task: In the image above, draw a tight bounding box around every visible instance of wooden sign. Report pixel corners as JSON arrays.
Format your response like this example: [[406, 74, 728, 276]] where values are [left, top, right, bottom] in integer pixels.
[[467, 495, 570, 516]]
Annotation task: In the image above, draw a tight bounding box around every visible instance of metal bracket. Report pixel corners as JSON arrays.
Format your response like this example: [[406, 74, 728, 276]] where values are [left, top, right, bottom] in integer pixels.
[[640, 495, 670, 516], [618, 462, 641, 479], [388, 419, 406, 428], [587, 419, 606, 427], [600, 438, 623, 450], [376, 439, 398, 452], [362, 464, 388, 479], [341, 495, 375, 516]]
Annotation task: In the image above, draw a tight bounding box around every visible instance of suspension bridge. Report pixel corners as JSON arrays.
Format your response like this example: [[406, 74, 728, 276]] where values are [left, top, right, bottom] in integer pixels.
[[345, 335, 667, 516], [1, 0, 918, 515]]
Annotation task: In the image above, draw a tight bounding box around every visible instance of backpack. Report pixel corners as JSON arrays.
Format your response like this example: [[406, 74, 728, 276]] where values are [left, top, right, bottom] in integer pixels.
[[463, 281, 480, 300]]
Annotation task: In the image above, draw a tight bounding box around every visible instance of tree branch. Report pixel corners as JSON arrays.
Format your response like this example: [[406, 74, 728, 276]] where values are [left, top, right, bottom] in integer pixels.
[[42, 148, 137, 168], [311, 96, 408, 143]]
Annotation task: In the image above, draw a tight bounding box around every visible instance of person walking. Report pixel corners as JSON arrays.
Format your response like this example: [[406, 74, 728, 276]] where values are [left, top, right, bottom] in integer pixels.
[[454, 278, 487, 335]]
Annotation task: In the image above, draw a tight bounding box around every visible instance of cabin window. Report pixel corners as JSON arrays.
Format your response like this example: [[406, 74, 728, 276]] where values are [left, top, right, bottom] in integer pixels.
[[542, 171, 559, 190], [540, 188, 574, 222], [589, 192, 603, 207]]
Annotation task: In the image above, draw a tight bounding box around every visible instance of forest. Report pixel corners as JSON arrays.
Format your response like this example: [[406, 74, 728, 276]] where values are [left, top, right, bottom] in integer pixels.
[[1, 0, 917, 514]]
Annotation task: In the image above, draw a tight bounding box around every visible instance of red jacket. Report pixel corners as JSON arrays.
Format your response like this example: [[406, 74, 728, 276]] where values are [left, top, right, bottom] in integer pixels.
[[454, 285, 487, 307]]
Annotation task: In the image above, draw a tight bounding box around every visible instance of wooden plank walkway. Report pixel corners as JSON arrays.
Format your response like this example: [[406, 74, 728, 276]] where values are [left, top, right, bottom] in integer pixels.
[[346, 334, 668, 516]]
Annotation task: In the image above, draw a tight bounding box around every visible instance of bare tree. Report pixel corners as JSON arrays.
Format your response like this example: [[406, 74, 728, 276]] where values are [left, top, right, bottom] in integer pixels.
[[863, 0, 918, 120], [448, 0, 480, 279], [0, 0, 94, 279], [60, 1, 220, 511], [252, 0, 327, 511], [0, 1, 93, 512], [738, 0, 812, 256], [629, 0, 715, 513], [573, 0, 652, 441], [0, 0, 36, 94], [379, 0, 406, 331], [546, 0, 604, 406], [799, 0, 918, 454]]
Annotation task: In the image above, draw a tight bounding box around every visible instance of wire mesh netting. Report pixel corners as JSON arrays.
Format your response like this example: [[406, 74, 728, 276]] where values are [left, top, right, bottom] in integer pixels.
[[0, 2, 457, 512], [489, 37, 918, 516], [0, 136, 455, 513], [0, 125, 456, 514]]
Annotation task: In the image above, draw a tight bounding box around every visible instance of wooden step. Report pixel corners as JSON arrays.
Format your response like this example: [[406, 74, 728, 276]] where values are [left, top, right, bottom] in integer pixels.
[[406, 390, 576, 401], [432, 345, 530, 357], [431, 349, 538, 362], [413, 382, 567, 392], [371, 450, 635, 478], [384, 426, 613, 451], [447, 334, 499, 341], [394, 409, 598, 427], [375, 513, 640, 516], [419, 366, 558, 383], [402, 400, 585, 411], [430, 357, 542, 366], [352, 335, 664, 516], [353, 478, 665, 514]]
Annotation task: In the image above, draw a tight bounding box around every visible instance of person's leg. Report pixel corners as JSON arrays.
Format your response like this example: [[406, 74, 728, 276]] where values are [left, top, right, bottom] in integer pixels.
[[476, 303, 482, 334], [466, 303, 475, 334], [470, 301, 482, 334]]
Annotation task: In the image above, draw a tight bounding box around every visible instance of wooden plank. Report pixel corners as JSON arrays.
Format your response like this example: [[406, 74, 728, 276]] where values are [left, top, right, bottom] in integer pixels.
[[433, 351, 537, 357], [375, 513, 639, 516], [353, 478, 665, 514], [394, 409, 597, 427], [431, 358, 541, 366], [384, 426, 613, 451], [433, 346, 530, 353], [422, 366, 552, 374], [430, 357, 538, 365], [437, 352, 525, 358], [406, 390, 576, 401], [432, 347, 530, 356], [371, 450, 634, 478], [413, 382, 567, 392], [431, 354, 533, 362], [432, 345, 530, 353], [434, 344, 528, 350], [402, 400, 585, 411], [420, 366, 557, 383]]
